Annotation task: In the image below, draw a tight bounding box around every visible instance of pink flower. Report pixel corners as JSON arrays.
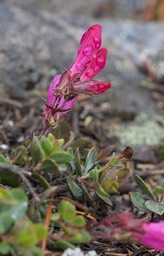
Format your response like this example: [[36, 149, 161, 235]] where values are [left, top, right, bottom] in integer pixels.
[[45, 74, 76, 120], [135, 221, 164, 251], [93, 212, 164, 252], [44, 24, 111, 124], [70, 24, 102, 77]]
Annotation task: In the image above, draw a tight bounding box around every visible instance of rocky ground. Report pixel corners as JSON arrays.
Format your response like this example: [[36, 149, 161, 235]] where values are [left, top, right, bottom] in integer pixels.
[[0, 0, 164, 148]]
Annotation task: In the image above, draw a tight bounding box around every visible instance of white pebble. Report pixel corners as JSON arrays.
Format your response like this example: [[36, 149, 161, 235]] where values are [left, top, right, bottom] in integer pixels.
[[0, 144, 9, 150], [61, 247, 97, 256]]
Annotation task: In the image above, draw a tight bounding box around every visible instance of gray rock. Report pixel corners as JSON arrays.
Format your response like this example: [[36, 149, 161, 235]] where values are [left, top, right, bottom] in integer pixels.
[[90, 19, 164, 114], [0, 1, 80, 98], [0, 0, 163, 148], [0, 1, 163, 116]]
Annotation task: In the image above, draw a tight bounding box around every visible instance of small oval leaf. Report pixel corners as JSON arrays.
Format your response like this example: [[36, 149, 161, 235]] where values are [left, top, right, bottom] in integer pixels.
[[67, 177, 83, 198], [0, 214, 13, 234], [40, 136, 53, 155], [74, 216, 86, 227], [96, 186, 113, 206], [30, 136, 45, 164], [0, 171, 20, 187], [58, 200, 76, 222], [85, 148, 97, 173], [41, 159, 59, 173], [12, 146, 27, 166], [0, 154, 6, 163], [135, 175, 155, 200], [130, 192, 148, 212], [32, 173, 50, 189], [50, 151, 72, 164], [145, 200, 164, 215], [54, 240, 75, 250]]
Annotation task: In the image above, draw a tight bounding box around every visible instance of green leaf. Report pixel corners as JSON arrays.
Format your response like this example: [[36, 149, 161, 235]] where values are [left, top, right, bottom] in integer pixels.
[[74, 216, 86, 227], [96, 186, 113, 206], [135, 175, 155, 200], [12, 146, 27, 166], [50, 151, 72, 164], [58, 200, 76, 222], [100, 168, 119, 193], [67, 177, 83, 198], [40, 136, 53, 155], [33, 224, 47, 241], [30, 136, 45, 164], [80, 183, 95, 204], [67, 148, 76, 174], [41, 159, 59, 173], [32, 173, 50, 189], [0, 188, 28, 223], [10, 189, 28, 220], [53, 139, 64, 152], [71, 230, 92, 243], [129, 192, 148, 212], [51, 213, 60, 222], [0, 242, 13, 255], [73, 148, 82, 176], [108, 153, 117, 167], [54, 240, 75, 250], [90, 168, 99, 184], [13, 222, 47, 249], [145, 200, 164, 215], [47, 133, 64, 152], [0, 154, 6, 163], [47, 133, 55, 144], [0, 170, 20, 187], [31, 247, 44, 256], [117, 168, 131, 187], [85, 148, 97, 173], [116, 163, 125, 169], [70, 137, 89, 149], [0, 214, 13, 234], [17, 223, 38, 247], [154, 185, 164, 197], [12, 188, 27, 202]]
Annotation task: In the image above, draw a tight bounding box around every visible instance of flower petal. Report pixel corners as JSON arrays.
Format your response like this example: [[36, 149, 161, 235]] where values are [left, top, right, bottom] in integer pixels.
[[136, 222, 164, 251], [45, 74, 61, 112], [70, 24, 102, 76], [87, 81, 111, 94], [80, 48, 108, 81], [71, 80, 111, 95]]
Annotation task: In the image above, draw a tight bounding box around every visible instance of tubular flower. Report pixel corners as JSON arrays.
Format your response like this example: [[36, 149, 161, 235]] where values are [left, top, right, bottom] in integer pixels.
[[45, 74, 76, 120], [70, 24, 102, 76], [135, 221, 164, 251], [44, 24, 111, 125]]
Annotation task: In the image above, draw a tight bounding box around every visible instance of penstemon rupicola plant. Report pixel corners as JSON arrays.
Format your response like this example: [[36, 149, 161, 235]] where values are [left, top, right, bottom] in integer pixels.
[[0, 24, 163, 255]]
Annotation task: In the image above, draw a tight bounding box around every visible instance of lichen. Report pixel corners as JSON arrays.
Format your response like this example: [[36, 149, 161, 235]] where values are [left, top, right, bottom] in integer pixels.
[[109, 113, 164, 147]]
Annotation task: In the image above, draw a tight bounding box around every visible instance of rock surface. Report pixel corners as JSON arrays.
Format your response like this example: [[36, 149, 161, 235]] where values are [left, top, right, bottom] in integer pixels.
[[0, 1, 81, 97]]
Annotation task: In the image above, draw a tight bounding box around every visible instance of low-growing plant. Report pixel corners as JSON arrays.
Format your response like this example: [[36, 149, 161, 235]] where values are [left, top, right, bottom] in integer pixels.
[[0, 24, 163, 255], [130, 175, 164, 216], [0, 188, 47, 256]]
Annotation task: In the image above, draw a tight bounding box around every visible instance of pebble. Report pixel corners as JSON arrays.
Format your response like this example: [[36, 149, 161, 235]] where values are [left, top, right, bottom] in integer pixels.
[[61, 247, 97, 256]]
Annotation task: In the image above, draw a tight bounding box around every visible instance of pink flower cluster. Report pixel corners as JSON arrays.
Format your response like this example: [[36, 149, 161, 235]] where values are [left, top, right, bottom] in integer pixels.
[[95, 213, 164, 252], [43, 24, 111, 125], [136, 221, 164, 251]]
